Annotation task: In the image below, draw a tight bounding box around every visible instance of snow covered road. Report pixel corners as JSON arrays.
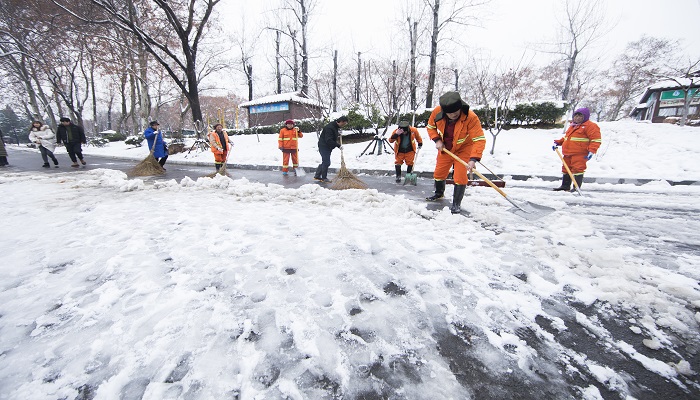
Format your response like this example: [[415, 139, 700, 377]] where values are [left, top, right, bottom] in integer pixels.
[[0, 163, 699, 399]]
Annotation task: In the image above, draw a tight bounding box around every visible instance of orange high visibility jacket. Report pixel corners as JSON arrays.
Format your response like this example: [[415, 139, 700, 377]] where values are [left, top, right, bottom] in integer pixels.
[[278, 127, 303, 150], [427, 106, 486, 160], [208, 130, 230, 155], [555, 121, 601, 156], [388, 126, 423, 153]]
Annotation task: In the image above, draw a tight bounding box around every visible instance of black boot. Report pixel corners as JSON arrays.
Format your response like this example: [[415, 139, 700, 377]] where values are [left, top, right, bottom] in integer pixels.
[[214, 163, 221, 171], [42, 163, 50, 168], [450, 185, 466, 214], [570, 175, 584, 192], [426, 180, 446, 201], [553, 174, 572, 191], [407, 165, 413, 173], [395, 165, 401, 183]]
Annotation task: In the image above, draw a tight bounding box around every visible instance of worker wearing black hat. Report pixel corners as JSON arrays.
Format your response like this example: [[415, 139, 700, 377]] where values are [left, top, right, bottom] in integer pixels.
[[425, 91, 486, 214]]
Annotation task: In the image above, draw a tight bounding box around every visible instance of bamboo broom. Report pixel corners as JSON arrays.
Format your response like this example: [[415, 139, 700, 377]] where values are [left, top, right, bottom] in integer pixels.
[[330, 131, 367, 190], [129, 131, 166, 177]]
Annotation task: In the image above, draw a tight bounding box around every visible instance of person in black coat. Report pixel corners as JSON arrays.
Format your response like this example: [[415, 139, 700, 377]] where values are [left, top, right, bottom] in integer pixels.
[[0, 128, 8, 166], [314, 116, 348, 182], [56, 117, 87, 168]]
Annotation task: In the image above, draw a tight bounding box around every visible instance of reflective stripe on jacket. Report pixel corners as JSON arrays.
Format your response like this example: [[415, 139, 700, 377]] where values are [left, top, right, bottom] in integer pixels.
[[427, 106, 486, 161], [389, 126, 423, 153], [555, 120, 602, 156], [208, 130, 230, 155], [278, 127, 303, 150]]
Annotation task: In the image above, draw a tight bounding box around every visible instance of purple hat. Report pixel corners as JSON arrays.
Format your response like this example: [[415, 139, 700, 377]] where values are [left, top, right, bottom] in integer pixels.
[[573, 108, 590, 123]]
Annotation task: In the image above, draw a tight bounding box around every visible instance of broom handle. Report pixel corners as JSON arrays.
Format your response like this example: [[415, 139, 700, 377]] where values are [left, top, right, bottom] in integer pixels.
[[149, 131, 161, 155], [477, 161, 504, 181], [442, 149, 508, 198], [555, 148, 581, 193]]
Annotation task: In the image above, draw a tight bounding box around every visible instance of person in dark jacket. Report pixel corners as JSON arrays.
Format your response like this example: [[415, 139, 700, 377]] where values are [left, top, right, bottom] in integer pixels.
[[144, 121, 168, 168], [314, 116, 348, 182], [0, 128, 8, 167], [56, 117, 87, 168]]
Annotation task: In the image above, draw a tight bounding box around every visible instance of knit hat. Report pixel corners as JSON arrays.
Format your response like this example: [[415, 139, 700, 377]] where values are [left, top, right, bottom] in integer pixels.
[[285, 119, 294, 125], [398, 120, 410, 129], [573, 108, 590, 123], [439, 91, 465, 113], [149, 120, 159, 127]]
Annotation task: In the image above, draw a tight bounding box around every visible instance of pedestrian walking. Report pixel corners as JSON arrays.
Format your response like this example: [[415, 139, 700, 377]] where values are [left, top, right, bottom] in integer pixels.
[[552, 107, 602, 191], [28, 121, 59, 168], [314, 116, 348, 183], [144, 121, 169, 169], [388, 120, 423, 183], [278, 119, 303, 175], [56, 117, 87, 168], [425, 92, 486, 214]]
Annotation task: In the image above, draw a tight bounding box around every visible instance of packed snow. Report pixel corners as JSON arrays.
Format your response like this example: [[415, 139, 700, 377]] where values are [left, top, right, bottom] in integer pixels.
[[1, 120, 699, 399]]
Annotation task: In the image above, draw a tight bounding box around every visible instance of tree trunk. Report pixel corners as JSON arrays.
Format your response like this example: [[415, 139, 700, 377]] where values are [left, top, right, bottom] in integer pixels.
[[561, 49, 578, 101], [299, 0, 309, 95], [246, 64, 253, 101], [426, 0, 440, 109], [332, 50, 338, 112], [355, 52, 361, 103], [275, 30, 282, 94], [137, 42, 150, 130], [408, 19, 417, 111]]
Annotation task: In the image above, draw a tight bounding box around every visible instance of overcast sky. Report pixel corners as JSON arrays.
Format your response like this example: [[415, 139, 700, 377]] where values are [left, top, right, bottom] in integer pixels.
[[220, 0, 699, 95]]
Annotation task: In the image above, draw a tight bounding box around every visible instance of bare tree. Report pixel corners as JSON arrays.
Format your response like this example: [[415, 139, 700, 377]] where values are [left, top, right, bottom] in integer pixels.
[[659, 59, 700, 126], [605, 36, 679, 121], [54, 0, 221, 125], [274, 0, 316, 96], [469, 55, 529, 154], [422, 0, 487, 108], [549, 0, 609, 103]]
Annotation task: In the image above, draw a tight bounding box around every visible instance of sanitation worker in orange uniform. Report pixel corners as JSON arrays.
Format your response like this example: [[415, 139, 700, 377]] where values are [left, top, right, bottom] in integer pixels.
[[208, 123, 231, 171], [552, 107, 601, 191], [278, 119, 303, 175], [389, 120, 423, 183], [425, 92, 486, 214]]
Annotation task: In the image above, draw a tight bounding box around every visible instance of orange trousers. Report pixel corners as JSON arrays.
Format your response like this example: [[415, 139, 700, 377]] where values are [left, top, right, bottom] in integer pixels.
[[282, 151, 299, 172], [395, 151, 416, 166], [561, 154, 588, 175], [214, 151, 228, 164], [433, 147, 471, 185]]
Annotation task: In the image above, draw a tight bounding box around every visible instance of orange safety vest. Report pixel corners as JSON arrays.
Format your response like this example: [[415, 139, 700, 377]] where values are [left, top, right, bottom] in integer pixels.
[[208, 130, 230, 155], [278, 127, 303, 150], [427, 106, 486, 160], [388, 126, 423, 153], [555, 121, 602, 156]]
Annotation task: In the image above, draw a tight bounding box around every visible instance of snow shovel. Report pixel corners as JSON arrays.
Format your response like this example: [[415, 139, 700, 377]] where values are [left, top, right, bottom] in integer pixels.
[[442, 149, 555, 220], [403, 147, 420, 185], [554, 148, 582, 196], [294, 128, 306, 177]]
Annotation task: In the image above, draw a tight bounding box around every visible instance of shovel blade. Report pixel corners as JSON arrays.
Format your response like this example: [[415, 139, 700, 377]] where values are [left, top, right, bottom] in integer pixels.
[[294, 167, 306, 177], [508, 201, 556, 220], [404, 173, 417, 185]]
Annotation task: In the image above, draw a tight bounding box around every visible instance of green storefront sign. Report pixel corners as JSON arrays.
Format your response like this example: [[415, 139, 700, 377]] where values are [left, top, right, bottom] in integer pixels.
[[659, 88, 700, 107]]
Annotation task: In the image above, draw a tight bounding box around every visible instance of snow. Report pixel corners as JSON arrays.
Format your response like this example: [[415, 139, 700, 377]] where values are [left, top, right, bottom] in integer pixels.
[[60, 119, 700, 182], [238, 92, 324, 109], [1, 119, 699, 398]]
